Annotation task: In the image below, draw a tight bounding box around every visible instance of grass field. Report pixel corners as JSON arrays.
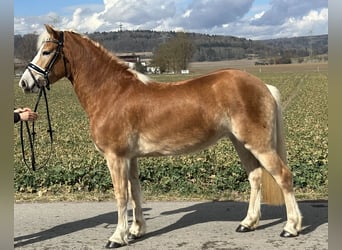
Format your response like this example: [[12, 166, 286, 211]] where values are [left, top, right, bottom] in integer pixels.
[[13, 62, 328, 202]]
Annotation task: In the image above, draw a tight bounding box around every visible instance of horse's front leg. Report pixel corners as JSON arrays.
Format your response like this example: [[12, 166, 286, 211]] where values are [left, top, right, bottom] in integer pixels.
[[128, 158, 146, 239], [105, 153, 129, 248]]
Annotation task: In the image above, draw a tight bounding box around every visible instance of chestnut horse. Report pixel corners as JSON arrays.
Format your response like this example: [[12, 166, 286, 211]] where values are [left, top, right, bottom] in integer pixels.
[[19, 25, 302, 248]]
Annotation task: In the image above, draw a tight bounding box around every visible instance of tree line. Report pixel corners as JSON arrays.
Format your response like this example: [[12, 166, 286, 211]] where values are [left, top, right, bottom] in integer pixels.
[[14, 30, 328, 73]]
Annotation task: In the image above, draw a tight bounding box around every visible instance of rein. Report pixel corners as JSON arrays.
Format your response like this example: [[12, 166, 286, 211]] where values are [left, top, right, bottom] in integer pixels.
[[20, 86, 54, 171]]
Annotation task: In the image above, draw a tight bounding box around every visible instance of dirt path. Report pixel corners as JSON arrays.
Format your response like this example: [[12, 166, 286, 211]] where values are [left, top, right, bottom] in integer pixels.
[[14, 200, 327, 249]]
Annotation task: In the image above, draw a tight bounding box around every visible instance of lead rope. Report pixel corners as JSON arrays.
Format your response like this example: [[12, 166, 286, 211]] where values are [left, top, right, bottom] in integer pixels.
[[20, 86, 54, 171]]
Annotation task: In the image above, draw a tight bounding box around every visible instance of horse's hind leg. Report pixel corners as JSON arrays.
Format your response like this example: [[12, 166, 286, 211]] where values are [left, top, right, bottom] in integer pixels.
[[128, 158, 146, 239], [231, 137, 263, 232], [253, 150, 302, 236]]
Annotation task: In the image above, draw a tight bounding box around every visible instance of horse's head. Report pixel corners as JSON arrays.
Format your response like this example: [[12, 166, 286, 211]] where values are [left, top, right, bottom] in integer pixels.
[[19, 24, 69, 93]]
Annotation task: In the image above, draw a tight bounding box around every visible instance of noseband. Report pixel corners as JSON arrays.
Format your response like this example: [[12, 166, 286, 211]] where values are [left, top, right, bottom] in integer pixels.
[[20, 32, 67, 171]]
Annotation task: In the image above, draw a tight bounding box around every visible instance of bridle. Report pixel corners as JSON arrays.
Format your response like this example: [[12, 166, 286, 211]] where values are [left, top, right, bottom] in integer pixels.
[[20, 31, 67, 171], [27, 32, 67, 91]]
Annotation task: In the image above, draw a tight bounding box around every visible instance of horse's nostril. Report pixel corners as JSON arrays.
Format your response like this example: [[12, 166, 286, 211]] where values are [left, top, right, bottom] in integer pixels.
[[21, 79, 27, 88]]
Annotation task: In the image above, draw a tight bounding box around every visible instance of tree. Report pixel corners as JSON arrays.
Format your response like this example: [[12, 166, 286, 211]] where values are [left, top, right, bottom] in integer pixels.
[[14, 34, 38, 63], [152, 32, 194, 73]]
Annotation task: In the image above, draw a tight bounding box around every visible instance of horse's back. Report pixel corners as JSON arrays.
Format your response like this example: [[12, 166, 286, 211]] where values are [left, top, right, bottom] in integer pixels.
[[131, 69, 275, 157]]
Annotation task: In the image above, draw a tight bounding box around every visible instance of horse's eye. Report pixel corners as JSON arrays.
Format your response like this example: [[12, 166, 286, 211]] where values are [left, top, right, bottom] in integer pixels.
[[42, 51, 51, 56]]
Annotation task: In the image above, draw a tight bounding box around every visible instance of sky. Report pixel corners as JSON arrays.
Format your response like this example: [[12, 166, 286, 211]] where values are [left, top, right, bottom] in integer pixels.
[[14, 0, 328, 40]]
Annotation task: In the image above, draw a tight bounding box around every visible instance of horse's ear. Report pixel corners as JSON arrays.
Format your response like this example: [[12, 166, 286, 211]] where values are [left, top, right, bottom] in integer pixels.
[[44, 24, 59, 39]]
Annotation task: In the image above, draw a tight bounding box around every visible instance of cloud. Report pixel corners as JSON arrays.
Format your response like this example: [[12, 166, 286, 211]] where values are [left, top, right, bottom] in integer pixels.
[[252, 0, 327, 26], [175, 0, 254, 29], [42, 0, 254, 33], [66, 7, 107, 32], [14, 13, 59, 34], [14, 0, 328, 39], [214, 7, 328, 40], [279, 8, 328, 37], [100, 0, 176, 24], [251, 11, 265, 21], [64, 0, 177, 32]]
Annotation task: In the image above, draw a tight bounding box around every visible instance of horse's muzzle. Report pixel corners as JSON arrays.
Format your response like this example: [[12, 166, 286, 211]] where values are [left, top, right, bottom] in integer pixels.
[[20, 79, 42, 93], [20, 79, 32, 93]]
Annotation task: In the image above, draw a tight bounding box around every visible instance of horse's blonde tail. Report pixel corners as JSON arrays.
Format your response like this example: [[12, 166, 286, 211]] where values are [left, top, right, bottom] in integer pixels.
[[261, 85, 286, 206]]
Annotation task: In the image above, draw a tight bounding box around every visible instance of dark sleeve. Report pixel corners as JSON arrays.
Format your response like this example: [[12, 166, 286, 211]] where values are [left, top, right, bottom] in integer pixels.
[[14, 112, 20, 123]]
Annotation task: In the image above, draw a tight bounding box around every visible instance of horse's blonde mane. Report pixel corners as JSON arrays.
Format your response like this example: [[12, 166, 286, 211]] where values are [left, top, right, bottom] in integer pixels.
[[68, 29, 151, 85], [79, 34, 151, 85]]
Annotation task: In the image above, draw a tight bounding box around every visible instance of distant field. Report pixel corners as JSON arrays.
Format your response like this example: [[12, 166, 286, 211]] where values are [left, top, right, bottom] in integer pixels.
[[13, 62, 328, 201], [189, 59, 328, 74]]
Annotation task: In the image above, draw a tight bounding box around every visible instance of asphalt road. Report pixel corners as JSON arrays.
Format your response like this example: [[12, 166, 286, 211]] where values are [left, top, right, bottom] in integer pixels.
[[14, 200, 328, 250]]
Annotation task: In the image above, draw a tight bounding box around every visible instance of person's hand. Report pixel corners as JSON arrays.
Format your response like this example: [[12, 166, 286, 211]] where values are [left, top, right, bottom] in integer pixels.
[[15, 108, 38, 122], [14, 107, 28, 113]]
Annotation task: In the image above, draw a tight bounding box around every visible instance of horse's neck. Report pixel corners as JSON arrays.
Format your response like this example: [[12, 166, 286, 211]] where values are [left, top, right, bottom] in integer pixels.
[[65, 33, 127, 115]]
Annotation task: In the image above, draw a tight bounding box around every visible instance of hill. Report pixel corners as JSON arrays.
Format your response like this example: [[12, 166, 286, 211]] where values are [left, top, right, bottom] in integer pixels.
[[14, 30, 328, 66], [87, 31, 327, 62], [261, 35, 328, 58]]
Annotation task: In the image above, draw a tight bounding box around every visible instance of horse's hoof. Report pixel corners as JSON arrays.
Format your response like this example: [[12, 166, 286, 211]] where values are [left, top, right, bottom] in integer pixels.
[[128, 233, 140, 240], [235, 224, 254, 233], [105, 241, 125, 249], [280, 230, 298, 238]]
